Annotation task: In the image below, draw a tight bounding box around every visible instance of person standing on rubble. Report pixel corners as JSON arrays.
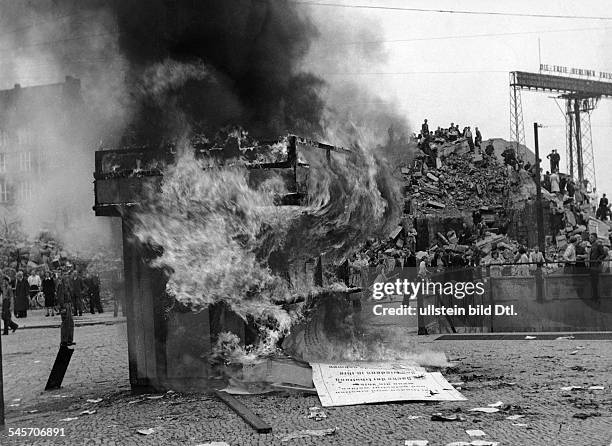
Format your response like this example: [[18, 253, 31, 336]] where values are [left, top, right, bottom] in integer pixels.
[[597, 194, 609, 220], [421, 119, 429, 141], [448, 123, 458, 141], [590, 188, 599, 214], [465, 127, 474, 152], [567, 179, 576, 198], [474, 127, 482, 151], [547, 150, 560, 172], [549, 170, 560, 194]]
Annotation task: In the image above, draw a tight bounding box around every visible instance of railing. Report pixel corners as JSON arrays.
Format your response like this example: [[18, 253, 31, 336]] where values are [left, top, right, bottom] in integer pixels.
[[345, 260, 612, 333]]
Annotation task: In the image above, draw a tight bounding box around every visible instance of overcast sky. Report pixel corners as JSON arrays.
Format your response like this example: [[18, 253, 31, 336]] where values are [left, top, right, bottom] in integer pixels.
[[304, 0, 612, 194]]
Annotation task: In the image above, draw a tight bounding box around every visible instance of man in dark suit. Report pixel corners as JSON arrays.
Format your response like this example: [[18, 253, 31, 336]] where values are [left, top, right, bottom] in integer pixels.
[[14, 271, 29, 318], [69, 270, 84, 316], [56, 272, 75, 346], [86, 273, 103, 314]]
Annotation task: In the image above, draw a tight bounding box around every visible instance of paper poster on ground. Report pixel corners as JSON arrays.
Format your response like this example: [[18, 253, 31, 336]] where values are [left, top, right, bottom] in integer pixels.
[[311, 362, 465, 407]]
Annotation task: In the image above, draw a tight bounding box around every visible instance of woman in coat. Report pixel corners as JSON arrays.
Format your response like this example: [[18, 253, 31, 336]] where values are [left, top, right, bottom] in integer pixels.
[[42, 270, 56, 317]]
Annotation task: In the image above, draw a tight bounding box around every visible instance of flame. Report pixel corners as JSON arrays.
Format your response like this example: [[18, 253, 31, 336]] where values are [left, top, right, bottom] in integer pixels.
[[133, 149, 297, 335], [131, 130, 402, 362]]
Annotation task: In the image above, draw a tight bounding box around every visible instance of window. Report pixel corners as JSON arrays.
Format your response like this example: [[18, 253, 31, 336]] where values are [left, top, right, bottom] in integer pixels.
[[17, 181, 32, 201], [0, 181, 9, 203], [19, 151, 31, 172], [17, 129, 33, 146], [0, 130, 8, 147], [0, 153, 5, 173]]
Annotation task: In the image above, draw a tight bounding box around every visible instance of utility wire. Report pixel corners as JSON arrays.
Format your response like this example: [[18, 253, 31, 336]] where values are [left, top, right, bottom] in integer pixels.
[[289, 1, 612, 20], [318, 70, 508, 75], [325, 26, 612, 46]]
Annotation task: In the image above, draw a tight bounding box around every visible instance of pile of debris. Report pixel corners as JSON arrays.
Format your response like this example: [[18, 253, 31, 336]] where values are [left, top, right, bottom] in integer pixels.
[[403, 150, 516, 216]]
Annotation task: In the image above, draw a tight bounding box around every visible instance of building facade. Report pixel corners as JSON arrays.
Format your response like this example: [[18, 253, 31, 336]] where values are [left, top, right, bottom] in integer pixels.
[[0, 76, 85, 225]]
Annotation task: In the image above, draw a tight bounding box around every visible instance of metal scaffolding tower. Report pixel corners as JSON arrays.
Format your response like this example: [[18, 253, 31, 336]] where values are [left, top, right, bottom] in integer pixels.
[[509, 71, 612, 188], [564, 97, 598, 188], [509, 73, 526, 159]]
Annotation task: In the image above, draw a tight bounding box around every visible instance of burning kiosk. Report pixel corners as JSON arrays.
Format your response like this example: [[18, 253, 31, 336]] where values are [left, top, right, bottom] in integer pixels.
[[93, 135, 353, 392]]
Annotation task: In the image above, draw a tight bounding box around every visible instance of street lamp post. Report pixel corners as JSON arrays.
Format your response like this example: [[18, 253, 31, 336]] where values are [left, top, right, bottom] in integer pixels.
[[533, 122, 545, 303]]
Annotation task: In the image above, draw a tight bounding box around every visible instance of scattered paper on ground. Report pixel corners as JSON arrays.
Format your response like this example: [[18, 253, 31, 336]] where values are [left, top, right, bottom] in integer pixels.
[[431, 413, 465, 422], [308, 406, 327, 420], [487, 401, 503, 407], [195, 443, 230, 446], [279, 427, 337, 442], [60, 417, 79, 422], [80, 410, 96, 415], [405, 441, 428, 446], [87, 398, 103, 403], [560, 386, 583, 391], [311, 363, 465, 407], [506, 415, 524, 420], [466, 429, 486, 437], [446, 442, 499, 446], [137, 428, 155, 435], [588, 385, 604, 390], [470, 407, 499, 413]]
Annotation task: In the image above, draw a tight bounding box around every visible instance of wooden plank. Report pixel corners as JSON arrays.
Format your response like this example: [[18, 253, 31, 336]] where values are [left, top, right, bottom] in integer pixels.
[[214, 391, 272, 433], [122, 220, 141, 388], [140, 265, 158, 384], [45, 345, 74, 390]]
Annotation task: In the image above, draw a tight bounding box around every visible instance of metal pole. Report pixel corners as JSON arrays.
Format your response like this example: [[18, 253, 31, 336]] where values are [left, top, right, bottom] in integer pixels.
[[567, 99, 574, 178], [533, 122, 545, 302], [574, 99, 584, 183], [0, 331, 5, 428]]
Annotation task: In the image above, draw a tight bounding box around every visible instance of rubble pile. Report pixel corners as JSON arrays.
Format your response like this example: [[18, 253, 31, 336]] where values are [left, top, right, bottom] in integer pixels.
[[404, 151, 515, 216]]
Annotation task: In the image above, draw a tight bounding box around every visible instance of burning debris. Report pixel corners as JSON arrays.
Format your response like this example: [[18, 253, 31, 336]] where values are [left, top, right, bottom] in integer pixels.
[[129, 133, 402, 363]]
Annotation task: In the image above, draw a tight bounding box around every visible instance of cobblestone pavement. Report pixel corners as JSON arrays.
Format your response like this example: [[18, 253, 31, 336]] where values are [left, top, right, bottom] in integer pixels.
[[1, 327, 611, 445]]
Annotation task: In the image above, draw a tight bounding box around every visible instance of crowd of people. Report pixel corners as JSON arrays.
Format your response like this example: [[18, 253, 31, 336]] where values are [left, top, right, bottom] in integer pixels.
[[418, 119, 483, 153], [1, 268, 102, 343], [344, 121, 612, 298]]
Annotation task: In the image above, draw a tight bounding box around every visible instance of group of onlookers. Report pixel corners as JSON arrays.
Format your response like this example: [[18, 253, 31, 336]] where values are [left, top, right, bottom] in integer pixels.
[[418, 119, 482, 152], [1, 268, 102, 340]]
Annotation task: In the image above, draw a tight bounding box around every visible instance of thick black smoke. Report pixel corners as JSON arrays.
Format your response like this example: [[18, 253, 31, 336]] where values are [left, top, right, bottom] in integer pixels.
[[111, 0, 326, 142]]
